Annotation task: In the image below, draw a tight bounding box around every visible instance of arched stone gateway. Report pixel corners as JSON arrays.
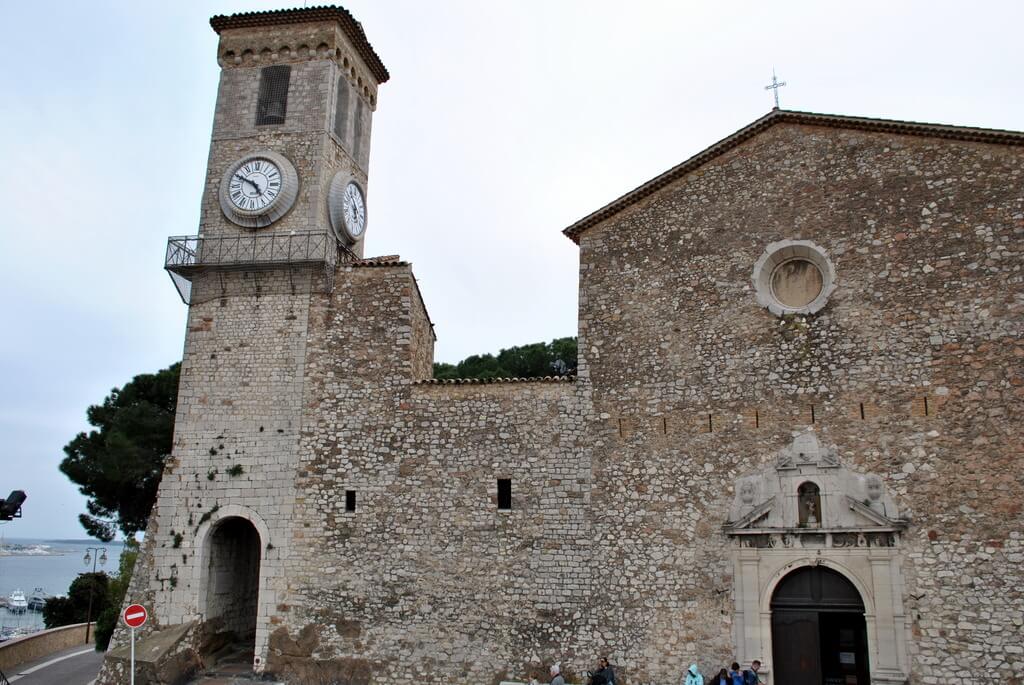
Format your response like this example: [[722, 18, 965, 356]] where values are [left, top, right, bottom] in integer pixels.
[[202, 516, 262, 657], [723, 430, 910, 685], [771, 566, 869, 685]]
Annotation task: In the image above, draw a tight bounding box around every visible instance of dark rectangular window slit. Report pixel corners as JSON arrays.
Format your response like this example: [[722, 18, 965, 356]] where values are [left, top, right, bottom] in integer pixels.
[[923, 397, 929, 417], [707, 414, 713, 433], [497, 479, 512, 510], [345, 490, 356, 512], [859, 403, 866, 420], [754, 410, 760, 429], [618, 418, 624, 437], [661, 417, 668, 434], [810, 405, 816, 424]]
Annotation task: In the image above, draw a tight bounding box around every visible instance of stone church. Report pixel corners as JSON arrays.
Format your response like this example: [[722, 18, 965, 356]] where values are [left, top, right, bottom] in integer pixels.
[[99, 6, 1023, 685]]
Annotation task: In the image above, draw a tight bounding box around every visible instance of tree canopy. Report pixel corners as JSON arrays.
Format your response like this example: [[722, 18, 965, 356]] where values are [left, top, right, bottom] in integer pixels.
[[93, 540, 139, 650], [42, 572, 111, 630], [60, 364, 179, 541], [432, 337, 577, 380]]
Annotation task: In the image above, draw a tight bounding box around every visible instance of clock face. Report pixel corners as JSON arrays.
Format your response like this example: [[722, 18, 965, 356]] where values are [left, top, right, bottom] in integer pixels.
[[227, 158, 282, 212], [218, 151, 299, 228], [342, 182, 366, 237]]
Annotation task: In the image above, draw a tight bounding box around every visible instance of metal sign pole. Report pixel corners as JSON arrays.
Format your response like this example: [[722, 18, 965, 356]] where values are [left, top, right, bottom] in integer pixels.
[[130, 626, 135, 685]]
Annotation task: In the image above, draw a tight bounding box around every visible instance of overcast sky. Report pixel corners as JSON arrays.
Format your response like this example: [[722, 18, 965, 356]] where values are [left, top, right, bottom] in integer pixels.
[[1, 0, 1021, 540]]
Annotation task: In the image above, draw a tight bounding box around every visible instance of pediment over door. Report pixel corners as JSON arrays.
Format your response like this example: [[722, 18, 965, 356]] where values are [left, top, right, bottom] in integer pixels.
[[723, 429, 907, 547]]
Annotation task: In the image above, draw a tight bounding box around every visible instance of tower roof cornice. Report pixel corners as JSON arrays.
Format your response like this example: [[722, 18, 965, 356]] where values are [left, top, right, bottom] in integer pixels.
[[562, 109, 1024, 243], [210, 5, 389, 83]]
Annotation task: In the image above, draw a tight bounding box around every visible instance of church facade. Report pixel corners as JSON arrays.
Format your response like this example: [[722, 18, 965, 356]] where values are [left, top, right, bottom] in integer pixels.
[[99, 6, 1023, 685]]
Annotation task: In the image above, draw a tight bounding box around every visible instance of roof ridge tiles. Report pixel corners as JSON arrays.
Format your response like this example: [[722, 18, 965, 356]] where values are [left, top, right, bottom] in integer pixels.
[[210, 5, 389, 83], [413, 375, 577, 386]]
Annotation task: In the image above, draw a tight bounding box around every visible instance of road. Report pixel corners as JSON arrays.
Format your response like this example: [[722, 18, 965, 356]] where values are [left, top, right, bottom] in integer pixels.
[[3, 643, 104, 685]]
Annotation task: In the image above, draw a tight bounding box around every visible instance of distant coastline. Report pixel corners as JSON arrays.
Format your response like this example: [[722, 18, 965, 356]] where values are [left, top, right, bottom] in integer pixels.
[[0, 538, 125, 557]]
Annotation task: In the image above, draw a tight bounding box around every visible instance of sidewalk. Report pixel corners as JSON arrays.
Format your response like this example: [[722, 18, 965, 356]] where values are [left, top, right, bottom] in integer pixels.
[[2, 643, 104, 685]]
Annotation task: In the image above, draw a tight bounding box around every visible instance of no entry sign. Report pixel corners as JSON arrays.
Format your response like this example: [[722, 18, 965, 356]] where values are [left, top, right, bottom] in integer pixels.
[[122, 604, 148, 629]]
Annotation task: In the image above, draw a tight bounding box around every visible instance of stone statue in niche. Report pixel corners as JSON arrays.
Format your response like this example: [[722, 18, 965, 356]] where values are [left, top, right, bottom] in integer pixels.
[[798, 482, 822, 527], [724, 429, 907, 534]]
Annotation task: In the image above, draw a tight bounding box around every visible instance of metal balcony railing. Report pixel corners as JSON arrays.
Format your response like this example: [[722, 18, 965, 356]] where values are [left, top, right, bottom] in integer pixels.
[[164, 231, 336, 304], [165, 231, 333, 273]]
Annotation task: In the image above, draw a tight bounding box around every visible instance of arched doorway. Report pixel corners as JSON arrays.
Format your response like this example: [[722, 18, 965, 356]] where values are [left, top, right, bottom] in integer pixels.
[[771, 566, 870, 685], [204, 516, 262, 656]]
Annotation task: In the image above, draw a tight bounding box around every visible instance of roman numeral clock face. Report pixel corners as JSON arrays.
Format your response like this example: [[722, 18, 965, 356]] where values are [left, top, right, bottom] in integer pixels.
[[342, 182, 366, 238], [218, 151, 299, 228], [328, 172, 368, 245], [228, 160, 281, 211]]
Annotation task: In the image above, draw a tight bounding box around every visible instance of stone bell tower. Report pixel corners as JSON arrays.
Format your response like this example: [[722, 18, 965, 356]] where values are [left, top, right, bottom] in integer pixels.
[[166, 6, 389, 306], [97, 8, 392, 683]]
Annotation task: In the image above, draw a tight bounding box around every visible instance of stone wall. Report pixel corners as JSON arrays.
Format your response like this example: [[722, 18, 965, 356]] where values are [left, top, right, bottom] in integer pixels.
[[576, 122, 1023, 683], [111, 109, 1021, 684], [0, 622, 93, 672], [99, 268, 317, 682]]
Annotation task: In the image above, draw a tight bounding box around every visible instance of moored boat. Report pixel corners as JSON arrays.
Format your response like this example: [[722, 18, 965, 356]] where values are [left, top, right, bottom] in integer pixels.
[[26, 587, 50, 611], [8, 589, 28, 614]]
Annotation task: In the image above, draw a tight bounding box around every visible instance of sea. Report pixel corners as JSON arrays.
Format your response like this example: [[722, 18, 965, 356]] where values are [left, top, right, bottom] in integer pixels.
[[0, 537, 127, 636]]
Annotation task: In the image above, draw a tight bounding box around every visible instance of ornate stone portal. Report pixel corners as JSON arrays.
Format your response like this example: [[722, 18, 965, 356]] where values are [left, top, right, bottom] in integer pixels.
[[723, 430, 910, 685]]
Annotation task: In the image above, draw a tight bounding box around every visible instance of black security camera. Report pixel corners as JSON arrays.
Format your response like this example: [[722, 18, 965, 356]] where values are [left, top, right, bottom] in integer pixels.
[[0, 490, 26, 521]]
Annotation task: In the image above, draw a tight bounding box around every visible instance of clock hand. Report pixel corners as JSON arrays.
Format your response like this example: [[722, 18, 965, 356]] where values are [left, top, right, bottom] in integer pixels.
[[234, 173, 261, 194]]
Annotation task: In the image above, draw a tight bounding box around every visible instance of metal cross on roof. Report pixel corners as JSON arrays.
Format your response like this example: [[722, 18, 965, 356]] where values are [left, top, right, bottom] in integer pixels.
[[765, 69, 787, 109]]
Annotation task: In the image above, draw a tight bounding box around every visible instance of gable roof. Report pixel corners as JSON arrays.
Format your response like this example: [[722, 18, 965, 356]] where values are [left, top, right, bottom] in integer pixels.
[[562, 109, 1024, 243], [210, 5, 389, 84]]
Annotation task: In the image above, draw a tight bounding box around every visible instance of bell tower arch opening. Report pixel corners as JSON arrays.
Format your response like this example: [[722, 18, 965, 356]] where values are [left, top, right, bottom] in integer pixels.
[[203, 516, 262, 656], [770, 565, 870, 685]]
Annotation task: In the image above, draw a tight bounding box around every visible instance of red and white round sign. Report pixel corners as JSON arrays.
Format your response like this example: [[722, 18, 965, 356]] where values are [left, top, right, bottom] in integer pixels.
[[122, 604, 147, 628]]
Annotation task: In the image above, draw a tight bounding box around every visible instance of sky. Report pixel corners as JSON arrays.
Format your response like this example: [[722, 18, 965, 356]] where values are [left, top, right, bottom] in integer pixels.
[[1, 0, 1021, 540]]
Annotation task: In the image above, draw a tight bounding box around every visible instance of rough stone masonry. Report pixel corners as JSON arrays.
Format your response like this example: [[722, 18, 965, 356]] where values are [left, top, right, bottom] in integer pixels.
[[97, 6, 1024, 685]]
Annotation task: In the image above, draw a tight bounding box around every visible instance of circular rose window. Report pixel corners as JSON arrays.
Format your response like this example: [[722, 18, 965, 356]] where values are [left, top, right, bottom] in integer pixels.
[[752, 240, 836, 316], [771, 259, 824, 308]]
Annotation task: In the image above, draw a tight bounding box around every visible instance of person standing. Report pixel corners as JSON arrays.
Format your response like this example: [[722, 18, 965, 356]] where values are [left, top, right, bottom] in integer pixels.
[[712, 667, 730, 685], [729, 662, 744, 685], [550, 663, 566, 685], [684, 663, 705, 685], [743, 660, 763, 685], [592, 657, 615, 685]]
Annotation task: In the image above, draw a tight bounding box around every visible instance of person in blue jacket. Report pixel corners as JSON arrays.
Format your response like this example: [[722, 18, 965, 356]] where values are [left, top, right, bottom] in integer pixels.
[[684, 663, 705, 685]]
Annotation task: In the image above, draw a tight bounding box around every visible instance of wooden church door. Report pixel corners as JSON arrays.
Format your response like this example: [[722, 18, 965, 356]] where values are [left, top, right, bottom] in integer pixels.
[[770, 566, 870, 685]]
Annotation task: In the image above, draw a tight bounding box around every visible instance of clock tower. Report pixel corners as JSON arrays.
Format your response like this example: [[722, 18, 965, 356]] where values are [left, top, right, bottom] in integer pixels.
[[166, 6, 388, 304]]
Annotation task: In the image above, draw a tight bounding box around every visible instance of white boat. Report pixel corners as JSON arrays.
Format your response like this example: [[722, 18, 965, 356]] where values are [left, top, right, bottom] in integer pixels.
[[8, 589, 27, 614], [26, 588, 50, 612]]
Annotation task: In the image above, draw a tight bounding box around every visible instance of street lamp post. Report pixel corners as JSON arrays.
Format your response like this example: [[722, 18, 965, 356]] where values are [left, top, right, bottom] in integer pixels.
[[82, 547, 108, 644]]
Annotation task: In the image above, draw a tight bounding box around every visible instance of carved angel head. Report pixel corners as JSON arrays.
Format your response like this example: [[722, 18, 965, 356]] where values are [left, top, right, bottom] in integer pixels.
[[865, 474, 883, 502]]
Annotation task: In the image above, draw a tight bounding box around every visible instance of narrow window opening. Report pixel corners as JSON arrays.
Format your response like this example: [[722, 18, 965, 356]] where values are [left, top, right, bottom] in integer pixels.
[[923, 397, 930, 417], [617, 418, 624, 437], [754, 409, 760, 429], [859, 402, 866, 420], [497, 479, 512, 511], [810, 404, 816, 424], [661, 417, 668, 434], [353, 98, 365, 161], [707, 414, 713, 433], [333, 75, 350, 143], [344, 490, 356, 512], [256, 65, 291, 126]]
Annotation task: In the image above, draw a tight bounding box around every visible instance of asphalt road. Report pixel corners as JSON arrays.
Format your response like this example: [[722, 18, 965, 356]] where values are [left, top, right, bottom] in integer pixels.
[[4, 643, 104, 685]]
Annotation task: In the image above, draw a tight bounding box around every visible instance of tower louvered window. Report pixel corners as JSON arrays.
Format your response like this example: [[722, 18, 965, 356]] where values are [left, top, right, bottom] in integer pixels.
[[353, 98, 365, 161], [256, 65, 291, 126], [334, 76, 350, 143]]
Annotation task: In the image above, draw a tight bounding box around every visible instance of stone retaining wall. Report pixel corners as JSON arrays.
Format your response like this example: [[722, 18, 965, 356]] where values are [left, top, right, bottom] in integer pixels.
[[0, 622, 94, 672]]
